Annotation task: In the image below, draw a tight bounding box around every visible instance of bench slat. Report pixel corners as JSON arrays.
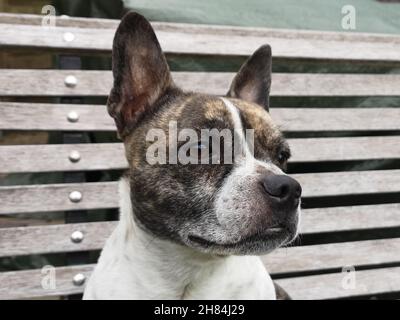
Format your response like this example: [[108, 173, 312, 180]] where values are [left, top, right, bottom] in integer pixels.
[[1, 219, 400, 259], [1, 19, 400, 62], [1, 137, 400, 173], [0, 182, 119, 215], [277, 267, 400, 300], [2, 102, 399, 132], [0, 143, 127, 173], [0, 102, 115, 131], [301, 203, 400, 234], [265, 238, 400, 274], [2, 256, 400, 299], [293, 169, 400, 198], [1, 70, 400, 96], [0, 264, 94, 300], [0, 222, 116, 257], [1, 170, 399, 214]]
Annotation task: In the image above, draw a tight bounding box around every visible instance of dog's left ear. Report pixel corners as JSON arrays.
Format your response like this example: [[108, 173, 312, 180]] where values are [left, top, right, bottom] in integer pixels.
[[107, 12, 175, 139], [227, 45, 272, 111]]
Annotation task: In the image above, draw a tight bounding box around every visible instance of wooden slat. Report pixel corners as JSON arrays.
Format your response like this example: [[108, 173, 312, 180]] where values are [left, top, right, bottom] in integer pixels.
[[1, 170, 399, 214], [1, 70, 400, 97], [276, 267, 400, 300], [2, 102, 400, 133], [0, 13, 119, 28], [1, 137, 400, 173], [0, 221, 116, 257], [0, 182, 119, 215], [0, 264, 94, 300], [2, 263, 398, 300], [0, 102, 115, 131], [2, 12, 400, 44], [301, 204, 400, 234], [1, 15, 400, 61], [1, 204, 398, 257], [2, 218, 400, 261], [271, 107, 400, 132], [293, 169, 400, 198], [0, 143, 127, 173], [289, 136, 400, 162], [265, 238, 400, 274]]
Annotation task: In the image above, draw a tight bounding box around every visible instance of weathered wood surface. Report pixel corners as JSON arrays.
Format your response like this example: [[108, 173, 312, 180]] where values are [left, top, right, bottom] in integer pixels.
[[0, 13, 119, 28], [2, 256, 400, 299], [292, 169, 400, 198], [1, 14, 400, 61], [0, 264, 94, 300], [301, 203, 400, 234], [271, 107, 400, 132], [2, 102, 400, 133], [0, 102, 115, 131], [0, 143, 127, 173], [0, 221, 116, 257], [265, 238, 400, 274], [0, 182, 119, 215], [1, 70, 400, 97], [277, 267, 400, 300], [2, 218, 400, 264], [1, 169, 399, 214], [1, 137, 400, 173], [289, 136, 400, 162]]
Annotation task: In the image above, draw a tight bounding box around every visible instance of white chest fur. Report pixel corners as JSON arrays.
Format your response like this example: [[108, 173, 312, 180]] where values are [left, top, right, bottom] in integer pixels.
[[83, 179, 276, 300]]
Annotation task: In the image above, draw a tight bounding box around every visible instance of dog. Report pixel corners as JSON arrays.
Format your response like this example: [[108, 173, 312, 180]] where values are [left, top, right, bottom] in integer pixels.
[[83, 12, 301, 300]]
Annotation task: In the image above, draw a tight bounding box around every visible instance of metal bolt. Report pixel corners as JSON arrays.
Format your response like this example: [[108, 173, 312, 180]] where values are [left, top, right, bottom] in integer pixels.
[[69, 191, 82, 203], [67, 111, 79, 123], [69, 150, 81, 163], [72, 273, 86, 286], [63, 32, 75, 42], [71, 231, 84, 243], [64, 75, 78, 88]]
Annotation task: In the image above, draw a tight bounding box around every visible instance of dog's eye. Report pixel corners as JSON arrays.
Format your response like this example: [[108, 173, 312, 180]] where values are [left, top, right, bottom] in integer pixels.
[[278, 150, 290, 164], [196, 142, 208, 150]]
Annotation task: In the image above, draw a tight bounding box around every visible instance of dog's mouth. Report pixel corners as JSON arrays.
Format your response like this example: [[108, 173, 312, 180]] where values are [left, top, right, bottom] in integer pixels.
[[187, 224, 294, 250]]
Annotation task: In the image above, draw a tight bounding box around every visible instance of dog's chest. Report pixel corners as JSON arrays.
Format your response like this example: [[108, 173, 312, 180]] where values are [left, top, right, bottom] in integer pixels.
[[183, 256, 276, 300], [84, 234, 276, 300]]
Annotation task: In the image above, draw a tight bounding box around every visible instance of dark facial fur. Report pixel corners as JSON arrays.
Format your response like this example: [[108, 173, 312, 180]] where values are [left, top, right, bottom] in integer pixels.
[[108, 12, 301, 255]]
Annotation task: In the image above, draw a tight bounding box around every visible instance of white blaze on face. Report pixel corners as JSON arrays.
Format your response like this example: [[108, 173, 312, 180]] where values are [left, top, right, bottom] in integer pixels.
[[212, 98, 301, 242], [219, 97, 283, 174]]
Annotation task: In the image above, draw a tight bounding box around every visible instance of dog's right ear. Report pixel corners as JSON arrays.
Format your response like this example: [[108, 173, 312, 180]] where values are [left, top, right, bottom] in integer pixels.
[[107, 12, 175, 139]]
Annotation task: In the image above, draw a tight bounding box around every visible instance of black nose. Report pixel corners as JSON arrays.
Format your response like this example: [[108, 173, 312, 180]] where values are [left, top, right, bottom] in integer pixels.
[[261, 174, 302, 207]]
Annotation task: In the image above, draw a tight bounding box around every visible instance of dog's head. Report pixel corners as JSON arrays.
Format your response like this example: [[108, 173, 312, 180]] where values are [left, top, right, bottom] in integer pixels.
[[108, 12, 302, 255]]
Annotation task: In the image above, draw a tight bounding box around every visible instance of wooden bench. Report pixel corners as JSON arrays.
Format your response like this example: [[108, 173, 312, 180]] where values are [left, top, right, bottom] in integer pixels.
[[1, 13, 400, 300]]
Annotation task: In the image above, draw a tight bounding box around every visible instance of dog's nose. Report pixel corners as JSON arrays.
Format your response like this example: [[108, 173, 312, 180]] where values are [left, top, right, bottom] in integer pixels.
[[261, 174, 302, 208]]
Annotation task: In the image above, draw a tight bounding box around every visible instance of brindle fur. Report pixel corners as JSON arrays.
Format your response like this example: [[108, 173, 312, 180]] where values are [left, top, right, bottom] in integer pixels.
[[107, 12, 294, 299]]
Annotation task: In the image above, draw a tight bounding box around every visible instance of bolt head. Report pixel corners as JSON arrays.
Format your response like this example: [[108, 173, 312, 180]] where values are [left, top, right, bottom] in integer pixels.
[[69, 150, 81, 163], [64, 75, 78, 88], [63, 32, 75, 42], [70, 231, 84, 243], [72, 273, 86, 286], [67, 111, 79, 123], [69, 191, 82, 203]]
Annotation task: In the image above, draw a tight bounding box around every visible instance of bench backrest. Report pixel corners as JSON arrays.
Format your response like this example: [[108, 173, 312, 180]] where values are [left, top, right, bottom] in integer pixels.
[[1, 13, 400, 300]]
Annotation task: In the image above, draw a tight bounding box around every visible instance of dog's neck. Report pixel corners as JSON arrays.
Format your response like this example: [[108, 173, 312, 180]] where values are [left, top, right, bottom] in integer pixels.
[[87, 178, 275, 299], [111, 178, 229, 299]]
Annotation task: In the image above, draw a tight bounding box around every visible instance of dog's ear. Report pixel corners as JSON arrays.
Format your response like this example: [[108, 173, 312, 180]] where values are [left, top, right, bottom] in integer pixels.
[[107, 12, 175, 139], [227, 45, 272, 111]]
